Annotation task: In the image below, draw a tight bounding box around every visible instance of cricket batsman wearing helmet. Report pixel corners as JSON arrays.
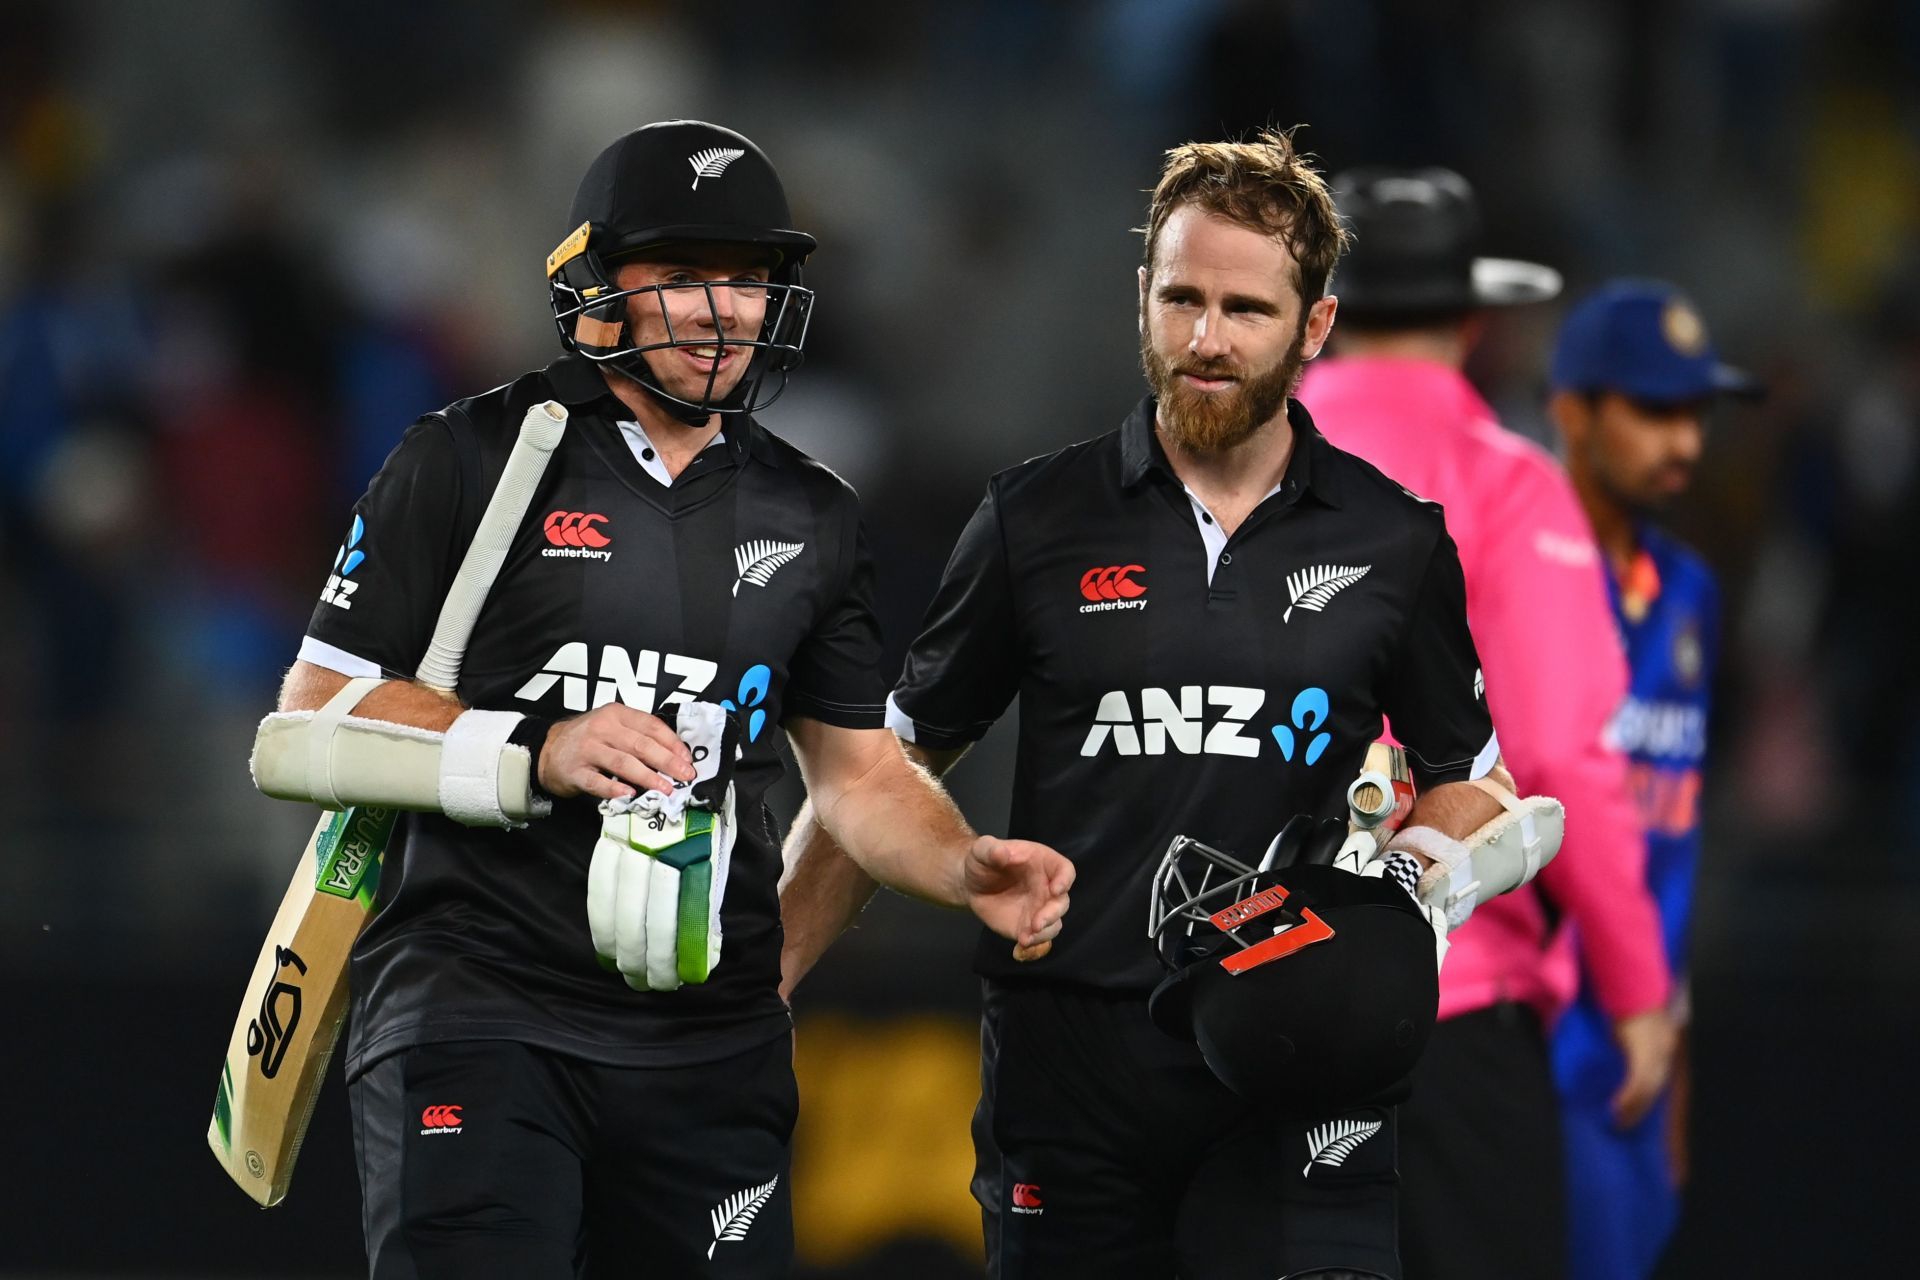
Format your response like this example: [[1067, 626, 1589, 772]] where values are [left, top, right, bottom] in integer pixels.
[[258, 120, 1071, 1277]]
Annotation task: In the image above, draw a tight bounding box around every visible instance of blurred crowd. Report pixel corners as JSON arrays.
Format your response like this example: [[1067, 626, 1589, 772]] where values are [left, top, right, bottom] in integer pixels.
[[2, 0, 1916, 1272]]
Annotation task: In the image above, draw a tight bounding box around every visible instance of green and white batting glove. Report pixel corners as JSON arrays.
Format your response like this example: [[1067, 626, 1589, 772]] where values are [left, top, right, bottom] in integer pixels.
[[586, 701, 739, 991]]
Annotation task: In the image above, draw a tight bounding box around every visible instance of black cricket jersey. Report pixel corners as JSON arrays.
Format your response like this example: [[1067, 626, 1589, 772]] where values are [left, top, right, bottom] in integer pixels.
[[300, 354, 887, 1075], [890, 397, 1496, 995]]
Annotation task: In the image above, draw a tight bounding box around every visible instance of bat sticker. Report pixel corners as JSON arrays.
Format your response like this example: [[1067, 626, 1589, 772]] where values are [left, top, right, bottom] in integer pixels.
[[247, 945, 308, 1079]]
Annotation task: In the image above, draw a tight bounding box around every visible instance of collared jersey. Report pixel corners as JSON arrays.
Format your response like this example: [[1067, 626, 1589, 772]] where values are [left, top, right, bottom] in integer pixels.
[[300, 354, 887, 1075], [888, 397, 1497, 993]]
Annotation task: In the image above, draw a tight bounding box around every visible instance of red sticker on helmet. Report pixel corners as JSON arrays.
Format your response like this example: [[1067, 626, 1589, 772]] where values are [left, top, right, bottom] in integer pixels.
[[1218, 909, 1335, 975]]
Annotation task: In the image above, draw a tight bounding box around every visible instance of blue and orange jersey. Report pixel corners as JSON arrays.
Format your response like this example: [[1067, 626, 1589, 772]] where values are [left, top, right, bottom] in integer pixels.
[[1602, 522, 1719, 981]]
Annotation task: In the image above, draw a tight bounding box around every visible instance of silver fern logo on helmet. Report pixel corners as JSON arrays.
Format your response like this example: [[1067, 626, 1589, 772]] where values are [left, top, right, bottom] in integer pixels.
[[1284, 564, 1371, 623], [689, 147, 746, 189], [1303, 1118, 1382, 1176]]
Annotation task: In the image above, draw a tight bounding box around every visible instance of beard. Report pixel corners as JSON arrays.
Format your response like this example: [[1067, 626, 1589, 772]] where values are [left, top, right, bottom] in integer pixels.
[[1141, 311, 1309, 454]]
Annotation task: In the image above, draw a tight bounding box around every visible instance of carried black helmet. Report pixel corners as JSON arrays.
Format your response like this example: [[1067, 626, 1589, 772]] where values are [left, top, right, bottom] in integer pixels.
[[1146, 816, 1438, 1114], [547, 121, 816, 422]]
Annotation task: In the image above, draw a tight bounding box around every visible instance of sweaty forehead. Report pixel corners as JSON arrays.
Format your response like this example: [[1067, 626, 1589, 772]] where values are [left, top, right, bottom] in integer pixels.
[[1151, 206, 1299, 297]]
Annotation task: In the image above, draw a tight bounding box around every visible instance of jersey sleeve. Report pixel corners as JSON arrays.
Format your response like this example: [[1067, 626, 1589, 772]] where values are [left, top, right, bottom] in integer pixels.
[[1473, 465, 1670, 1019], [302, 415, 464, 678], [1381, 520, 1498, 789], [886, 484, 1024, 751], [782, 510, 888, 729]]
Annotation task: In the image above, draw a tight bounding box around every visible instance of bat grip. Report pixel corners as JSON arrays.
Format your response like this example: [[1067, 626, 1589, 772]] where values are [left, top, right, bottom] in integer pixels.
[[415, 401, 568, 692]]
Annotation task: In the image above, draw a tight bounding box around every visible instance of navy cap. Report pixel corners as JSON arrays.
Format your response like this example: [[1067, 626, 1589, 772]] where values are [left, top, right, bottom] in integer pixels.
[[1551, 279, 1760, 403]]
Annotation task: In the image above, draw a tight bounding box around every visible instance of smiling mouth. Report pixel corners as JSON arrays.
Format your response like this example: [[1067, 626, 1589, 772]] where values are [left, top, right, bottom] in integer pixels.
[[681, 345, 736, 370]]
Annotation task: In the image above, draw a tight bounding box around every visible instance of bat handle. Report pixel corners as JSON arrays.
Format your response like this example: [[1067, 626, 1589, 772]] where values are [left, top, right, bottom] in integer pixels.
[[414, 401, 568, 691], [1347, 770, 1397, 832]]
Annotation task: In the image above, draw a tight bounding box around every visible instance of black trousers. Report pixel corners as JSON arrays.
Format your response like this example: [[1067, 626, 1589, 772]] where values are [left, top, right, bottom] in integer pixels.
[[1397, 1003, 1566, 1280], [974, 981, 1400, 1280], [349, 1034, 797, 1279]]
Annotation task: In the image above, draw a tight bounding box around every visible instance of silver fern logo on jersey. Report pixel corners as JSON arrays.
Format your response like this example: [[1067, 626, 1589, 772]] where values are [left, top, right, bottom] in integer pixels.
[[708, 1176, 779, 1259], [733, 540, 805, 596], [1304, 1118, 1382, 1176], [689, 147, 746, 189], [1284, 564, 1371, 623]]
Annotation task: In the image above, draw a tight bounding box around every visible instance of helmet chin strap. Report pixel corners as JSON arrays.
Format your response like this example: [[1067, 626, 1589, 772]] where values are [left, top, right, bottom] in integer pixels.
[[608, 353, 743, 427]]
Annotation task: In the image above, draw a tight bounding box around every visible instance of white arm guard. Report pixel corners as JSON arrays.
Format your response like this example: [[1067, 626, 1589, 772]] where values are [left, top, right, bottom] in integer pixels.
[[250, 678, 551, 828], [1388, 785, 1564, 931]]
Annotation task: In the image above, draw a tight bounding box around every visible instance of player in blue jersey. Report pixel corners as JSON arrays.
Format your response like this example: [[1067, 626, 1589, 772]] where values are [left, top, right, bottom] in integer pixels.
[[1545, 279, 1759, 1280]]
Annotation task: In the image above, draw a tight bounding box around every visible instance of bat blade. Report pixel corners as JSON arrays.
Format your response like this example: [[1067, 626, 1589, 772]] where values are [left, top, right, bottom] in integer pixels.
[[209, 401, 565, 1206], [208, 805, 393, 1206]]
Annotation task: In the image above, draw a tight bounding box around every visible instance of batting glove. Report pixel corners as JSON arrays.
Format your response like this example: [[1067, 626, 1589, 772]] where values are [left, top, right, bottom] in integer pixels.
[[586, 701, 739, 990]]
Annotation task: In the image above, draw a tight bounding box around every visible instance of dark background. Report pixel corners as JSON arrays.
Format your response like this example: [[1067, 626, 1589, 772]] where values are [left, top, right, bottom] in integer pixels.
[[4, 1, 1917, 1274]]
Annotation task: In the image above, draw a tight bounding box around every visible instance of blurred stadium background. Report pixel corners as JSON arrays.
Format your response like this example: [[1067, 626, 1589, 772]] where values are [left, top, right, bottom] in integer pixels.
[[2, 0, 1916, 1275]]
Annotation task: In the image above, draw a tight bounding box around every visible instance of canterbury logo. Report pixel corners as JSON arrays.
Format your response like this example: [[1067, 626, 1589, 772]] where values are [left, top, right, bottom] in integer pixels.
[[419, 1105, 464, 1133], [1080, 564, 1146, 602], [544, 511, 610, 548], [733, 540, 804, 596], [709, 1176, 778, 1259], [689, 147, 746, 189], [1304, 1118, 1382, 1176], [1011, 1182, 1044, 1213], [1284, 564, 1370, 623]]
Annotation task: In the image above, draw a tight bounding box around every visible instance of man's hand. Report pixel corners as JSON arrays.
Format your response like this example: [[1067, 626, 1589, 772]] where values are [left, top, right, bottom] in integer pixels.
[[961, 836, 1073, 960], [1611, 1007, 1678, 1128], [539, 704, 696, 802]]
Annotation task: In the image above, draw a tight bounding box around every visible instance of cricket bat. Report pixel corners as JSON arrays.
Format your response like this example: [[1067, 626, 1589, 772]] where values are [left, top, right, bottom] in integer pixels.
[[208, 400, 568, 1206]]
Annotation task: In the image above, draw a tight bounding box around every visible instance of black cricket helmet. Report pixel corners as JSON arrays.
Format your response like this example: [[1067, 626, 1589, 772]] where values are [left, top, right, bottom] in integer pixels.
[[1146, 816, 1437, 1114], [546, 120, 816, 422]]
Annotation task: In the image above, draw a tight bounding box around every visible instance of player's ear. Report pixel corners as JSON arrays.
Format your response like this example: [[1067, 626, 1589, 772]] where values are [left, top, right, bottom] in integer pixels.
[[1302, 295, 1338, 360]]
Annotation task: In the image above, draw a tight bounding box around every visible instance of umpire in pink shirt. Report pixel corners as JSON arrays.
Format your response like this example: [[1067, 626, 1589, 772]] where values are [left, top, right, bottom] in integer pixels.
[[1299, 169, 1675, 1280]]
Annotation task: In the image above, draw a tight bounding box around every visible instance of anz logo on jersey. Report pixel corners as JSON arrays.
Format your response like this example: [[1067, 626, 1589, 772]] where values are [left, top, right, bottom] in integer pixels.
[[515, 643, 717, 715], [514, 645, 776, 744], [1079, 685, 1338, 762]]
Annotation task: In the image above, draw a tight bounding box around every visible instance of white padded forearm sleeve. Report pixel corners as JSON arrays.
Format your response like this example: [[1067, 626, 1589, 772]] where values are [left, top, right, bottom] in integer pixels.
[[1389, 790, 1565, 931], [251, 697, 550, 828]]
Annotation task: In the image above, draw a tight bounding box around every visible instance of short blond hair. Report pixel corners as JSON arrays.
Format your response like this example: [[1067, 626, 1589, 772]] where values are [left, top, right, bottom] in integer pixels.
[[1141, 128, 1350, 302]]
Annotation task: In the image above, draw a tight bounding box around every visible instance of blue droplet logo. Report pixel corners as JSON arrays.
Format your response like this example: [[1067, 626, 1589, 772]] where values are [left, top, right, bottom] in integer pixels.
[[334, 516, 367, 577], [721, 663, 773, 741], [1272, 687, 1332, 765]]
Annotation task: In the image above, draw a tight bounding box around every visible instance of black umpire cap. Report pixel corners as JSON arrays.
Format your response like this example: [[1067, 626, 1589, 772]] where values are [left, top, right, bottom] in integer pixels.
[[1330, 167, 1561, 320]]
